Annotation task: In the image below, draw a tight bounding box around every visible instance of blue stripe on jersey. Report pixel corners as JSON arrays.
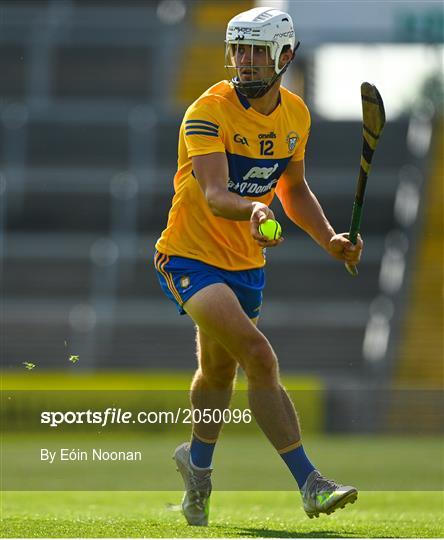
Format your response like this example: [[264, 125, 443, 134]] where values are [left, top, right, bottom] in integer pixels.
[[185, 131, 219, 137], [185, 119, 219, 129], [185, 125, 218, 134], [234, 88, 251, 110], [226, 151, 291, 197]]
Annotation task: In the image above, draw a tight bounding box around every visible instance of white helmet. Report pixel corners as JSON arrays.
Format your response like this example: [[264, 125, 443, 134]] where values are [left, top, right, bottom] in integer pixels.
[[225, 7, 299, 98]]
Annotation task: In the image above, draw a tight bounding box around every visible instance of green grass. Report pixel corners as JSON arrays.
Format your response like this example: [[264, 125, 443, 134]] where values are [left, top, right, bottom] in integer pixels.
[[0, 370, 322, 391], [1, 372, 443, 537], [3, 433, 443, 491], [2, 490, 443, 538], [1, 434, 443, 537]]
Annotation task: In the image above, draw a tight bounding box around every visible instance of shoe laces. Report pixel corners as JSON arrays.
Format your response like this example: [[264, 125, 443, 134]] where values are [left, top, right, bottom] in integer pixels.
[[187, 467, 212, 493], [313, 473, 341, 495], [187, 489, 208, 511], [187, 469, 211, 511]]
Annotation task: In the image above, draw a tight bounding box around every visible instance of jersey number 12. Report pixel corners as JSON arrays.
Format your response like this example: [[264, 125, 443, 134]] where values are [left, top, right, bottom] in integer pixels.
[[259, 140, 274, 156]]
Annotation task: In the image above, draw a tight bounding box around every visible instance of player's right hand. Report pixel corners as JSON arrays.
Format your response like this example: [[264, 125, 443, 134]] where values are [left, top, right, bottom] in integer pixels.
[[250, 202, 283, 248], [328, 232, 363, 264]]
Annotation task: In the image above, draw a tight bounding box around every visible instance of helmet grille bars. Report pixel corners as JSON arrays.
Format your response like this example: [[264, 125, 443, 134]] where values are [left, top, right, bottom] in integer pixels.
[[225, 7, 299, 99], [225, 42, 283, 99]]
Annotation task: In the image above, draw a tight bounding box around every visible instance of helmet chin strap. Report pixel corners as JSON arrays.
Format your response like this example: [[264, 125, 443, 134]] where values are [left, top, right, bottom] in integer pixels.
[[232, 45, 298, 99], [232, 78, 272, 99]]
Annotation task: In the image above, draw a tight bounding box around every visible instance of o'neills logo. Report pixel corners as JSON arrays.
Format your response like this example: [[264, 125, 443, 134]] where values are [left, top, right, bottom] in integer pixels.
[[258, 131, 276, 139]]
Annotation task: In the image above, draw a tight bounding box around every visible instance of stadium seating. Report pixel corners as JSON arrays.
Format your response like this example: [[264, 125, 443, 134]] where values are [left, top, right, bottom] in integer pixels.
[[0, 0, 433, 395]]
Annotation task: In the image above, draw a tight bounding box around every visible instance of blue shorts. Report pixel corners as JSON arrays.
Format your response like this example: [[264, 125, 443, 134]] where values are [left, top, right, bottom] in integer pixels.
[[154, 251, 265, 319]]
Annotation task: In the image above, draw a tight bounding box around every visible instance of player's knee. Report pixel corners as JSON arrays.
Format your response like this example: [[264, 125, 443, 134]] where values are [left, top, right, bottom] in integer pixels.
[[197, 334, 237, 388], [201, 362, 237, 389], [242, 338, 278, 384]]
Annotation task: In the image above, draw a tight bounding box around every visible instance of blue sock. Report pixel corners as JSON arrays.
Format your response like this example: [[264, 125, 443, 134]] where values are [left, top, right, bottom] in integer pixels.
[[280, 444, 316, 489], [190, 435, 216, 469]]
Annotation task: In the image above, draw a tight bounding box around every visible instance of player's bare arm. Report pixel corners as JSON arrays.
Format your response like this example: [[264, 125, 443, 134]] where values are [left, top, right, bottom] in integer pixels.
[[192, 152, 282, 248], [156, 6, 359, 525], [276, 159, 363, 265]]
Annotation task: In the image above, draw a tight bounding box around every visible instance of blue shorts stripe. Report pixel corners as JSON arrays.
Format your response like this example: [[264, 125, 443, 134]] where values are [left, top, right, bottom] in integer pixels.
[[156, 253, 183, 306], [161, 256, 183, 306]]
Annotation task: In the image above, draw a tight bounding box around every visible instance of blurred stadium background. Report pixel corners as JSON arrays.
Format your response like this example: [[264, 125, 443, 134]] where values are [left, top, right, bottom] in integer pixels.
[[1, 0, 443, 437]]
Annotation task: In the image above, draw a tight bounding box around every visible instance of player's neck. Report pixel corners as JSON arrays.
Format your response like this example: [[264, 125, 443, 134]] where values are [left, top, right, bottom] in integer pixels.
[[247, 83, 281, 116]]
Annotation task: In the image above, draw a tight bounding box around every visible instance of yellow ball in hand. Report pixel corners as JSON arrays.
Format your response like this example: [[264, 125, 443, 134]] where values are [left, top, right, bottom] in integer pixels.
[[258, 219, 282, 240]]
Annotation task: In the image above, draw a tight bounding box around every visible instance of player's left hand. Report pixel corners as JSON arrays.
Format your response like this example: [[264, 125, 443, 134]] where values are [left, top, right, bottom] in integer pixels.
[[327, 233, 363, 264]]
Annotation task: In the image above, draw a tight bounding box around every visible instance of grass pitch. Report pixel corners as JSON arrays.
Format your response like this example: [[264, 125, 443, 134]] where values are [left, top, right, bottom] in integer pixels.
[[2, 490, 443, 538], [1, 433, 443, 537], [2, 373, 443, 537]]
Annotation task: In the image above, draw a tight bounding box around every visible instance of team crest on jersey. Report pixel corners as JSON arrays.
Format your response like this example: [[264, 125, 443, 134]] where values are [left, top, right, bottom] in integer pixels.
[[286, 131, 300, 152], [180, 276, 190, 289]]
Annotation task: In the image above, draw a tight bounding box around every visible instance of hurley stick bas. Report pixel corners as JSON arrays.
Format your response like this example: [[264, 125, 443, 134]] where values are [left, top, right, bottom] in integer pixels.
[[346, 82, 386, 276]]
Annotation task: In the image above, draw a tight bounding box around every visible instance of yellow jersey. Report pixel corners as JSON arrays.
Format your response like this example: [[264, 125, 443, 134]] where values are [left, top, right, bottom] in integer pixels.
[[155, 80, 310, 270]]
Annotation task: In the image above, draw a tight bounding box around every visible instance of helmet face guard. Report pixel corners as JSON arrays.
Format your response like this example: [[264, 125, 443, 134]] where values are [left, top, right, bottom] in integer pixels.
[[225, 7, 300, 99], [224, 40, 298, 99]]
